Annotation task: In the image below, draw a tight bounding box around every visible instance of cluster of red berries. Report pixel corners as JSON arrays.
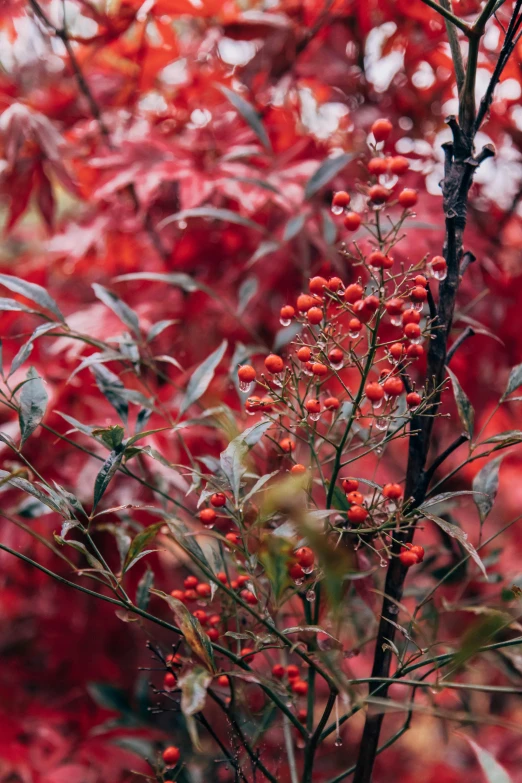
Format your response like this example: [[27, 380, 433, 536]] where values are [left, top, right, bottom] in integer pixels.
[[272, 662, 308, 695], [288, 545, 315, 582], [399, 544, 425, 567]]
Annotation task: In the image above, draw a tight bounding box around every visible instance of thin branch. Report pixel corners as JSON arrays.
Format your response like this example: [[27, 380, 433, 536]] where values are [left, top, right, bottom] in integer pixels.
[[422, 432, 469, 486], [446, 325, 475, 363], [418, 0, 472, 35], [440, 0, 466, 90]]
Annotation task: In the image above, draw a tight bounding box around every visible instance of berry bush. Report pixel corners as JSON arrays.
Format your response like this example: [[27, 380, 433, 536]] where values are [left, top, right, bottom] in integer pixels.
[[2, 1, 522, 782]]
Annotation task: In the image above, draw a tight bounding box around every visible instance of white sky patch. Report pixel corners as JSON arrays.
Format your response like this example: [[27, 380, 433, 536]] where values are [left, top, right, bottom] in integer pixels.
[[299, 88, 349, 140], [412, 61, 436, 90], [218, 38, 257, 66]]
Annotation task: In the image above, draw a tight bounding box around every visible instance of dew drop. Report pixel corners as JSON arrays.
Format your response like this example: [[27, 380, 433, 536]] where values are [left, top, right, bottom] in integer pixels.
[[302, 365, 313, 376], [411, 301, 423, 312], [331, 204, 344, 216], [389, 603, 399, 614], [379, 558, 388, 568], [375, 446, 383, 455], [390, 315, 402, 326], [330, 360, 343, 371], [273, 373, 284, 387], [375, 417, 388, 431], [280, 317, 291, 326], [411, 335, 424, 345], [349, 329, 360, 339], [306, 589, 316, 602], [239, 380, 252, 393], [432, 267, 447, 281], [371, 398, 383, 411], [335, 737, 343, 747], [245, 408, 256, 416], [380, 172, 398, 189], [308, 412, 321, 422], [294, 578, 304, 586], [302, 565, 315, 575]]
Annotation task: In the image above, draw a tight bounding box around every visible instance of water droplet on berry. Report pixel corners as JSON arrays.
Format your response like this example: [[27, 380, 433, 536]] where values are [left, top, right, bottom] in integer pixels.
[[280, 317, 291, 326], [411, 335, 424, 345], [390, 315, 402, 326], [379, 558, 388, 568], [375, 417, 388, 431], [306, 589, 316, 602], [245, 408, 256, 416], [431, 267, 447, 281], [239, 380, 252, 393], [331, 204, 344, 216], [302, 565, 315, 575], [308, 412, 321, 422], [349, 329, 360, 339], [294, 577, 304, 586], [330, 360, 343, 371], [411, 301, 423, 311], [371, 398, 383, 410], [380, 172, 398, 189], [334, 737, 343, 747]]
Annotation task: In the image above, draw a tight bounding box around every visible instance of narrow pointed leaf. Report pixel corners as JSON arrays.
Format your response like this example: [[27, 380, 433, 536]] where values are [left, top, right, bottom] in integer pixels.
[[93, 449, 124, 510], [447, 366, 474, 438], [19, 367, 48, 444], [304, 153, 352, 200], [92, 284, 141, 338], [424, 512, 487, 578], [179, 340, 227, 415], [219, 86, 271, 150], [472, 455, 504, 527], [0, 273, 64, 322]]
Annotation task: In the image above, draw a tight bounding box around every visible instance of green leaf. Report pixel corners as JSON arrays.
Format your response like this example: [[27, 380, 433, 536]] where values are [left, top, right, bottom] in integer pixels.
[[472, 455, 504, 527], [151, 590, 216, 672], [258, 535, 294, 601], [237, 276, 258, 315], [219, 86, 271, 151], [0, 470, 63, 514], [420, 490, 481, 510], [220, 438, 248, 505], [246, 240, 280, 269], [180, 340, 227, 415], [92, 425, 125, 450], [283, 213, 306, 241], [0, 273, 64, 322], [123, 523, 163, 573], [88, 682, 132, 713], [465, 738, 513, 783], [146, 319, 177, 342], [54, 536, 106, 571], [304, 153, 352, 200], [502, 362, 522, 400], [125, 427, 170, 447], [178, 666, 213, 750], [424, 512, 487, 578], [18, 367, 48, 445], [0, 297, 42, 315], [92, 284, 140, 338], [114, 271, 200, 292], [93, 449, 124, 511], [158, 208, 264, 233], [136, 567, 154, 611], [446, 366, 474, 439], [91, 364, 128, 424]]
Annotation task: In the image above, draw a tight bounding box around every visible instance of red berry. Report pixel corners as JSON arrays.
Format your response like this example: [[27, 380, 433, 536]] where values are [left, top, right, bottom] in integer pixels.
[[399, 549, 419, 567], [238, 365, 256, 382], [309, 276, 328, 295], [389, 155, 409, 175], [166, 653, 182, 667], [193, 609, 208, 625], [305, 398, 321, 414], [328, 347, 343, 365], [347, 490, 364, 506], [385, 298, 404, 316], [344, 283, 364, 303], [207, 627, 220, 640], [365, 382, 384, 402], [216, 572, 227, 584], [411, 285, 427, 303], [280, 305, 295, 320], [237, 575, 250, 587], [217, 674, 229, 687], [297, 346, 312, 362], [349, 317, 362, 333], [241, 589, 258, 605], [389, 343, 404, 361], [184, 575, 198, 589], [414, 275, 428, 286], [272, 663, 286, 678], [291, 463, 307, 474], [279, 437, 295, 453], [365, 295, 380, 312], [265, 354, 284, 374], [369, 184, 391, 204], [398, 188, 418, 208], [383, 483, 402, 499], [170, 589, 185, 602], [404, 322, 421, 341], [196, 583, 211, 599], [245, 396, 261, 413], [311, 362, 328, 376], [298, 708, 308, 723], [240, 647, 255, 663], [163, 746, 180, 766], [292, 679, 309, 695], [383, 376, 404, 396], [295, 546, 314, 568], [348, 505, 368, 524], [297, 293, 317, 312], [430, 256, 447, 275], [368, 157, 389, 176], [225, 532, 240, 546], [406, 391, 422, 408], [164, 672, 177, 690], [286, 664, 300, 680], [371, 118, 393, 142], [324, 396, 340, 410], [410, 544, 425, 562], [211, 492, 227, 507], [328, 276, 343, 291], [344, 211, 362, 231], [199, 508, 217, 526], [332, 191, 351, 208], [184, 589, 197, 602], [342, 478, 359, 493], [289, 562, 305, 580], [406, 343, 424, 359], [307, 306, 323, 325], [209, 613, 221, 625], [402, 308, 421, 325], [368, 250, 393, 269]]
